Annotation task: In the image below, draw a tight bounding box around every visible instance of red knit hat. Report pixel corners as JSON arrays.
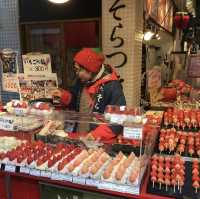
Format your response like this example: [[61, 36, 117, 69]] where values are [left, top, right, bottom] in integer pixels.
[[73, 48, 104, 73]]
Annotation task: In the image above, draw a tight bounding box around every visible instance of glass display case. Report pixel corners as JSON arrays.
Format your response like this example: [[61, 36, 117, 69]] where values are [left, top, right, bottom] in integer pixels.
[[0, 106, 159, 195]]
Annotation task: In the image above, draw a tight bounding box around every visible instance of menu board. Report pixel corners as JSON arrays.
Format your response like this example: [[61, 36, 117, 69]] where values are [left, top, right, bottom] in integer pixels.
[[188, 54, 200, 78], [18, 73, 58, 101]]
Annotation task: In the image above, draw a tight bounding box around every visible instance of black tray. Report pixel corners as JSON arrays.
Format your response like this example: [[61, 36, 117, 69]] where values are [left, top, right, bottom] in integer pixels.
[[161, 124, 200, 132], [154, 125, 200, 158], [35, 134, 86, 148], [109, 143, 144, 156], [147, 161, 200, 199]]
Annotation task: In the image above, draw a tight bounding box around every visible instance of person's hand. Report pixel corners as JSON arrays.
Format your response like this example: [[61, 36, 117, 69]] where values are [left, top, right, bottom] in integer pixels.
[[85, 133, 95, 141], [51, 88, 62, 98]]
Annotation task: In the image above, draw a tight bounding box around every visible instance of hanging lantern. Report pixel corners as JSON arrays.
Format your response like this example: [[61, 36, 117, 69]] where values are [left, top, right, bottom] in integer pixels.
[[174, 12, 190, 30]]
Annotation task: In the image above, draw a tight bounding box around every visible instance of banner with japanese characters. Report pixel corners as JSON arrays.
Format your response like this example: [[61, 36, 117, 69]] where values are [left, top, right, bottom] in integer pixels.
[[22, 54, 52, 75], [102, 0, 143, 106]]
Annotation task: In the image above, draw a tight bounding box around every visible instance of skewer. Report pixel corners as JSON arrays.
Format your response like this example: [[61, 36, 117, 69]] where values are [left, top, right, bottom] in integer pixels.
[[178, 181, 180, 191], [159, 183, 161, 190], [165, 184, 168, 192], [174, 184, 176, 192], [152, 181, 154, 188], [195, 187, 197, 193]]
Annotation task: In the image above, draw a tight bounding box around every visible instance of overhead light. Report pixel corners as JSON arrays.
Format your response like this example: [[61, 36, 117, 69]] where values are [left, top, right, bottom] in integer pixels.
[[48, 0, 70, 4], [143, 31, 154, 41], [155, 34, 161, 40]]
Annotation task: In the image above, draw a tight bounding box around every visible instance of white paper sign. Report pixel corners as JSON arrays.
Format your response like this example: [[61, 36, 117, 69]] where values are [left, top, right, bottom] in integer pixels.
[[73, 176, 86, 185], [5, 164, 16, 172], [123, 127, 143, 140], [18, 73, 58, 101], [110, 114, 120, 124], [22, 54, 52, 75], [41, 170, 52, 178], [20, 166, 30, 174], [2, 74, 19, 92], [0, 116, 15, 131], [30, 168, 41, 177]]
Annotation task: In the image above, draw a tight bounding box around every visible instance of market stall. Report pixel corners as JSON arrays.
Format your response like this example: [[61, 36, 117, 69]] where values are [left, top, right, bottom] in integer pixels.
[[0, 102, 164, 199]]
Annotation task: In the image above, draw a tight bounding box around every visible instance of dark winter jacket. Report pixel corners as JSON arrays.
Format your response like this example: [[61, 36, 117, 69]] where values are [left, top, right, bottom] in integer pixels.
[[61, 65, 126, 138]]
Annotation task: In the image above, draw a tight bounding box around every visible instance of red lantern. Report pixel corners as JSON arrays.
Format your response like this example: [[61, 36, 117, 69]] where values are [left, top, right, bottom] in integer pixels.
[[174, 12, 190, 30]]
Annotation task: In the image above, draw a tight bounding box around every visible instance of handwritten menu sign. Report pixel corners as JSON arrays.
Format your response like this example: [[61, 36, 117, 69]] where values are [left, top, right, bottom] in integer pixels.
[[22, 54, 52, 75], [188, 54, 200, 78], [2, 74, 19, 92], [147, 67, 161, 89], [18, 73, 58, 101]]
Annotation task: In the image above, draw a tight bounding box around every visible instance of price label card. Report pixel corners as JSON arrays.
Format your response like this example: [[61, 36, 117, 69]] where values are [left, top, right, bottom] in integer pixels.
[[20, 166, 30, 174], [85, 179, 99, 187], [41, 170, 52, 178], [98, 181, 116, 191], [124, 185, 139, 195], [73, 176, 86, 185], [51, 172, 62, 181], [0, 116, 15, 131], [2, 74, 19, 92], [30, 169, 41, 177], [62, 174, 73, 182], [123, 127, 143, 140], [15, 108, 25, 116], [5, 164, 16, 172], [110, 115, 119, 124]]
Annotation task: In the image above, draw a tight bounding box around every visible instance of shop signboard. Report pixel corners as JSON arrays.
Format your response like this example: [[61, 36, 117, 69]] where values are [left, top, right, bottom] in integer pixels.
[[188, 54, 200, 78], [18, 73, 58, 101], [102, 0, 129, 68], [22, 53, 52, 75], [102, 0, 143, 105], [2, 74, 19, 92]]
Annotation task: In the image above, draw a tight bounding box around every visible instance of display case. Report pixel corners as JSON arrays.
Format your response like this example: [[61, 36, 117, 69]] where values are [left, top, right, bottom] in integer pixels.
[[0, 107, 159, 196]]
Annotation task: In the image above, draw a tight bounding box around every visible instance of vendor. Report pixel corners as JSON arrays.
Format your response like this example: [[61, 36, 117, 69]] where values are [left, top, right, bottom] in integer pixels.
[[52, 48, 126, 141]]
